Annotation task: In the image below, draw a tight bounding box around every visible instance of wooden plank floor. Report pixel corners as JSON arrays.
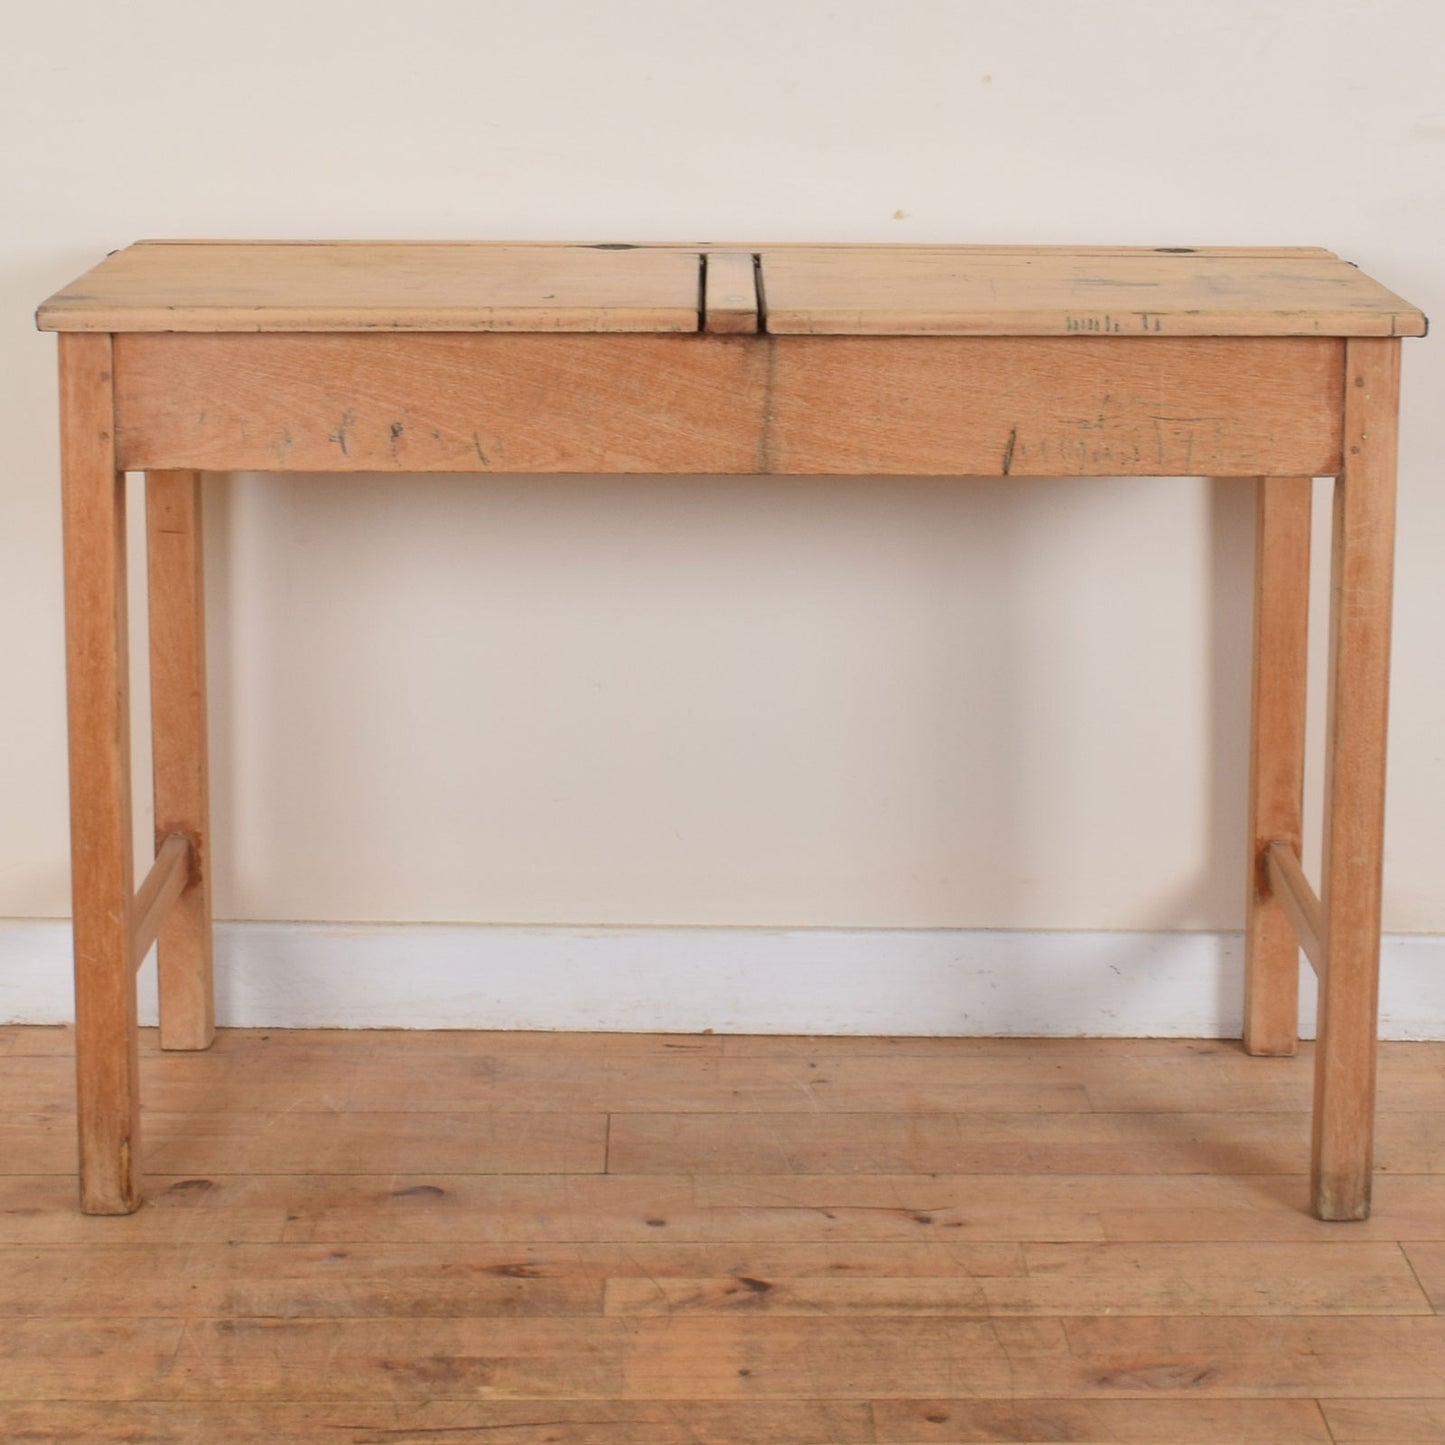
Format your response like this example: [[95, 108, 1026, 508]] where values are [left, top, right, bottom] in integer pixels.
[[4, 1027, 1445, 1442]]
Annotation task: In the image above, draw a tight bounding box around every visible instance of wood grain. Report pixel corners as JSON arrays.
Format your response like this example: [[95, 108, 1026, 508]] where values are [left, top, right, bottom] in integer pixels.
[[37, 241, 1426, 337], [1322, 1398, 1445, 1441], [6, 1029, 1442, 1128], [37, 242, 704, 332], [602, 1240, 1429, 1316], [113, 332, 767, 473], [1313, 338, 1402, 1220], [703, 251, 759, 333], [0, 1242, 604, 1318], [1267, 841, 1325, 977], [127, 1109, 606, 1176], [128, 834, 191, 973], [757, 245, 1427, 337], [58, 335, 140, 1216], [604, 1109, 1445, 1177], [0, 1401, 877, 1445], [112, 332, 1345, 477], [6, 1311, 1445, 1403], [872, 1398, 1334, 1442], [1244, 476, 1312, 1055], [757, 335, 1343, 476], [618, 1314, 1445, 1399], [146, 470, 215, 1050], [12, 1168, 1445, 1249]]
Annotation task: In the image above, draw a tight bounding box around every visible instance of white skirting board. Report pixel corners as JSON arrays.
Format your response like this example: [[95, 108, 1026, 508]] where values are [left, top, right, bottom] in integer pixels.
[[2, 921, 1445, 1038]]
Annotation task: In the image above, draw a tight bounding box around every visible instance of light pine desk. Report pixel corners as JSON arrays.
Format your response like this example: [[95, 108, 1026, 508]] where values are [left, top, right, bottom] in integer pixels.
[[37, 241, 1425, 1219]]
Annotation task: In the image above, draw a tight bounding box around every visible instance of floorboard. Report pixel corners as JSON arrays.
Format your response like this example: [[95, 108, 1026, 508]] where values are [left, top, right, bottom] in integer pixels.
[[3, 1026, 1443, 1441]]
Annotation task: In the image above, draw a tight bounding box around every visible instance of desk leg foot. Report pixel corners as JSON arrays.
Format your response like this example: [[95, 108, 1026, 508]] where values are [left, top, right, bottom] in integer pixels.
[[1243, 476, 1312, 1057], [60, 335, 142, 1214], [147, 471, 215, 1051], [1311, 339, 1399, 1223]]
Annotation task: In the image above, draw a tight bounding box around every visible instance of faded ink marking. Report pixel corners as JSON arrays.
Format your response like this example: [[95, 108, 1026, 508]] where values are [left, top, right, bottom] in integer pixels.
[[1002, 427, 1017, 476], [389, 421, 405, 444], [328, 409, 355, 457], [390, 1183, 446, 1199], [472, 432, 489, 465]]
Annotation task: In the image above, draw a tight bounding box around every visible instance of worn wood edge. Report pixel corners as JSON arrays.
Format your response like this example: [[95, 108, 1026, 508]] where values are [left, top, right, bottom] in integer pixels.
[[129, 835, 191, 974], [1266, 841, 1325, 977]]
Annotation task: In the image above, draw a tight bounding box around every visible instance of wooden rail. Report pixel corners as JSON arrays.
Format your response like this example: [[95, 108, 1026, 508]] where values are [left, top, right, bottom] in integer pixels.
[[1265, 839, 1325, 977], [130, 834, 192, 973]]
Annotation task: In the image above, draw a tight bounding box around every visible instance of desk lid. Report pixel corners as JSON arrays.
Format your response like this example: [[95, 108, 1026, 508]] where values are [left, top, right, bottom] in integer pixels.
[[755, 246, 1426, 338], [35, 242, 706, 334], [37, 240, 1426, 339]]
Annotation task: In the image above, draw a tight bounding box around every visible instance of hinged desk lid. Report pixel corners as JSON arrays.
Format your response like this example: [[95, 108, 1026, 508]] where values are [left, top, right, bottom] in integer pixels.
[[35, 241, 705, 333], [755, 245, 1426, 338]]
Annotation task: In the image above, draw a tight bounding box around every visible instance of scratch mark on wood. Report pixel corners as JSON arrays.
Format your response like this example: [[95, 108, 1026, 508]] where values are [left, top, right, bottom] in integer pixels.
[[1002, 427, 1018, 476]]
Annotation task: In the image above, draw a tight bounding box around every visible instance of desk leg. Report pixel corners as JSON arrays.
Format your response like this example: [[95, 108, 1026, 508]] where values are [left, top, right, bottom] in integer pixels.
[[59, 334, 141, 1214], [1312, 338, 1399, 1221], [1244, 476, 1312, 1056], [146, 471, 215, 1051]]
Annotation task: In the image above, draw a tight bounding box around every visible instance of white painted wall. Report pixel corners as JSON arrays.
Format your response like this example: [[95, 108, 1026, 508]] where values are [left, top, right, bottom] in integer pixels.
[[2, 2, 1442, 1027]]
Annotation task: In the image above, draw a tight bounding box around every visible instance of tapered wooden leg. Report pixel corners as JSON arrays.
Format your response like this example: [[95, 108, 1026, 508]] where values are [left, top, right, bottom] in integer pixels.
[[59, 334, 141, 1214], [1243, 476, 1312, 1056], [146, 471, 215, 1050], [1312, 338, 1400, 1221]]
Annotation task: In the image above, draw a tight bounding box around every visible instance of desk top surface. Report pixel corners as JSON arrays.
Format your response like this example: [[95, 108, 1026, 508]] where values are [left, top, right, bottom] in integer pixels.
[[37, 240, 1426, 339]]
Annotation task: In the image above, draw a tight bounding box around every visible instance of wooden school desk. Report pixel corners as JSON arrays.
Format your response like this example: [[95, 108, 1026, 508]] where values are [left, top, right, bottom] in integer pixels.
[[36, 241, 1426, 1219]]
